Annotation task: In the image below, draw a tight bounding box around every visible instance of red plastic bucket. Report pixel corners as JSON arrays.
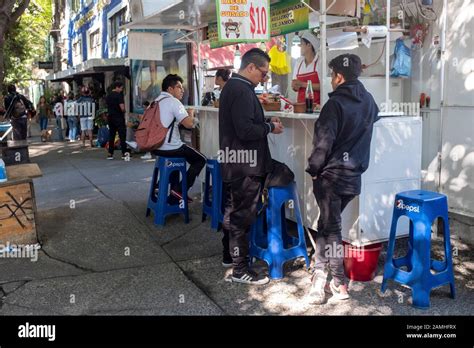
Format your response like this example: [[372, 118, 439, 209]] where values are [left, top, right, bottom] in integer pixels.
[[343, 241, 382, 281]]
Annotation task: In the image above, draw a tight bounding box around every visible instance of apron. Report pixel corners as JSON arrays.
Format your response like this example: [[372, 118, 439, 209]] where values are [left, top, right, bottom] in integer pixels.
[[296, 56, 321, 104]]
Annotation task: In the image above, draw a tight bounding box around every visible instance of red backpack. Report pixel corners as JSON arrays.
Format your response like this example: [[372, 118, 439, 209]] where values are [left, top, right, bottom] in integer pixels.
[[135, 97, 173, 152]]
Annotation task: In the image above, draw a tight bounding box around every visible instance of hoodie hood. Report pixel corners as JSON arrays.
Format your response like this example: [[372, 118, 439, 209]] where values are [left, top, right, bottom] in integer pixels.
[[328, 79, 367, 103]]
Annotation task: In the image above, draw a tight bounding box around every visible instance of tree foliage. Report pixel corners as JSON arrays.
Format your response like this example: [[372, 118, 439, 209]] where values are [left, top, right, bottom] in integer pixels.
[[2, 0, 52, 91]]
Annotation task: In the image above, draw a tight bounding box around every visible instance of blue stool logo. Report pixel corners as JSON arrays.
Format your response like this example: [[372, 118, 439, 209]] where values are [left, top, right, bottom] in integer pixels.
[[166, 160, 185, 168], [396, 199, 420, 213]]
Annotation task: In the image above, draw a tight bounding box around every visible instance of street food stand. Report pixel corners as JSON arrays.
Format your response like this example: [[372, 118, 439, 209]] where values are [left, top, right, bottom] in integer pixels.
[[128, 0, 428, 246]]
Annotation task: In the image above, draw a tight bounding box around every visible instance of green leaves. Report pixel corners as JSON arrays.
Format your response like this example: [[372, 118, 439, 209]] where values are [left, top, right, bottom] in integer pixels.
[[4, 0, 53, 88]]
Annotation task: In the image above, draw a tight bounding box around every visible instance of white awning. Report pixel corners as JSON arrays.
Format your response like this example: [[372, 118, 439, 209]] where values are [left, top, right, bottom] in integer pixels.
[[125, 0, 213, 31]]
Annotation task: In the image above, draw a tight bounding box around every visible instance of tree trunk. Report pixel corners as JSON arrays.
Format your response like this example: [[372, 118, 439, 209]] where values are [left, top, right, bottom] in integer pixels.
[[52, 0, 62, 73]]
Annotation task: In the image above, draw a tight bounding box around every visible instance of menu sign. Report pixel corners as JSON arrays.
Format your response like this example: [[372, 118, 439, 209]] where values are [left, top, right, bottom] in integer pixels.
[[216, 0, 270, 43], [270, 0, 309, 37]]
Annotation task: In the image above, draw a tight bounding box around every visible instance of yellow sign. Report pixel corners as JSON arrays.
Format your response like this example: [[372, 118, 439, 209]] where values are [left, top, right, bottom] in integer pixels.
[[74, 0, 110, 31]]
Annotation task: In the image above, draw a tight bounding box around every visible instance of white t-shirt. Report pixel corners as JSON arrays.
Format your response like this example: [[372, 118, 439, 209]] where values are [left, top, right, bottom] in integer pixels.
[[156, 92, 189, 151], [292, 54, 320, 79]]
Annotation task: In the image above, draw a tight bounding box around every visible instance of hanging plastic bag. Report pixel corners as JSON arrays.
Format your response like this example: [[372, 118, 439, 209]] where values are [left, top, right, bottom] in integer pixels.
[[390, 38, 411, 77], [268, 45, 291, 75]]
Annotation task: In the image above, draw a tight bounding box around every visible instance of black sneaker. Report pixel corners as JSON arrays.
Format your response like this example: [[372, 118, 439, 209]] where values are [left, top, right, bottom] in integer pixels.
[[107, 154, 114, 160], [231, 269, 269, 285]]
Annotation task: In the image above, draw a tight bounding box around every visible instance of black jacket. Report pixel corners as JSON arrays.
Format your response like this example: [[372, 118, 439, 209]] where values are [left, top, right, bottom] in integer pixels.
[[219, 74, 275, 182], [306, 79, 380, 194]]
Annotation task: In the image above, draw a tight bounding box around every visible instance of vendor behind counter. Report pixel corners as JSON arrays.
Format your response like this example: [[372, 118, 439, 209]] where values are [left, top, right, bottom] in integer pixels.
[[291, 31, 321, 105]]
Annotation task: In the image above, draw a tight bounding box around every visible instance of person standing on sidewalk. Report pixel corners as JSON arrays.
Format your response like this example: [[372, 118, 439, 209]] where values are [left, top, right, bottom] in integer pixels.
[[106, 81, 129, 160], [77, 87, 95, 147], [152, 74, 206, 203], [66, 93, 79, 142], [4, 84, 34, 140], [36, 96, 52, 141], [219, 48, 284, 285], [305, 54, 379, 304]]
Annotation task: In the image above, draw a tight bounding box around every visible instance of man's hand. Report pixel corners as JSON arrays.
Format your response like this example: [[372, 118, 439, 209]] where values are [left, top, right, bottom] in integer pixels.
[[271, 122, 284, 134], [270, 116, 281, 123], [187, 108, 194, 117], [312, 175, 318, 180]]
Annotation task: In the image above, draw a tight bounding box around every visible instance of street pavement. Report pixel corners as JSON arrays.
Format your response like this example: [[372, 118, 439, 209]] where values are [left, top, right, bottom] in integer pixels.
[[0, 131, 473, 315]]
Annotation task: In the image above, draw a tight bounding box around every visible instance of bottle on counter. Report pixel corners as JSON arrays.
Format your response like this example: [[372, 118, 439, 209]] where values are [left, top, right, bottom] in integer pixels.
[[305, 80, 314, 113]]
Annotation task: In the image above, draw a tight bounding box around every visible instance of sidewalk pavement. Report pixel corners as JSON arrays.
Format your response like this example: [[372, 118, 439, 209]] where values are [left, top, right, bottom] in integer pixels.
[[0, 136, 472, 315]]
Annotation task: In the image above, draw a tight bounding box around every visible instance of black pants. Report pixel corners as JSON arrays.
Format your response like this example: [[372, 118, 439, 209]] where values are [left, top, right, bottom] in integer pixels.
[[108, 118, 128, 155], [153, 144, 206, 193], [313, 177, 356, 287], [222, 176, 264, 274], [11, 117, 28, 140]]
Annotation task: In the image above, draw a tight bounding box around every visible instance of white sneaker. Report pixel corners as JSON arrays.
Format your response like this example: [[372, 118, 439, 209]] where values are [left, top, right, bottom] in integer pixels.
[[306, 269, 327, 304], [141, 153, 152, 160], [328, 279, 350, 300]]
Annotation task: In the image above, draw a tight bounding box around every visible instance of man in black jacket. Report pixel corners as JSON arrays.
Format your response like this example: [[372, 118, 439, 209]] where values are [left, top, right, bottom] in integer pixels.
[[219, 48, 284, 285], [306, 54, 380, 303], [4, 84, 34, 140]]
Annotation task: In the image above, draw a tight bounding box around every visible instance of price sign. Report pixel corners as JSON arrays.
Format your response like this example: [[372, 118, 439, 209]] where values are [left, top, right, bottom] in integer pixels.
[[216, 0, 270, 43]]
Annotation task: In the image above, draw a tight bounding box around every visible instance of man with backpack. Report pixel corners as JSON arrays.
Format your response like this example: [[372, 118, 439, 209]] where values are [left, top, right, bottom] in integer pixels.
[[4, 84, 34, 140], [151, 74, 206, 203]]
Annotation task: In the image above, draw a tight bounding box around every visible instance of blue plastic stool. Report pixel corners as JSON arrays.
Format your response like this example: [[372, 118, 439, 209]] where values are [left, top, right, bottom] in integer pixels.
[[381, 190, 455, 309], [146, 157, 189, 226], [250, 182, 310, 279], [202, 159, 224, 231]]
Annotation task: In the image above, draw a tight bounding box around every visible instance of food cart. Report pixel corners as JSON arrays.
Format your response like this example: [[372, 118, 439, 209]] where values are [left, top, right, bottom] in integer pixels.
[[128, 0, 428, 246]]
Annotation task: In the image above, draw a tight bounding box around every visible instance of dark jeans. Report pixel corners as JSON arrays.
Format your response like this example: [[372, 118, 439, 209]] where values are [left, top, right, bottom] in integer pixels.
[[108, 118, 128, 155], [153, 144, 206, 193], [39, 117, 49, 131], [313, 177, 356, 287], [11, 117, 28, 140], [222, 176, 264, 274]]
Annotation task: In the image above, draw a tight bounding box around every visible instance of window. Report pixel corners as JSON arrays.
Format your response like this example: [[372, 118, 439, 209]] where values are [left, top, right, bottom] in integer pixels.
[[131, 49, 189, 113], [110, 7, 127, 45], [70, 0, 80, 12], [89, 29, 101, 58], [73, 39, 82, 65]]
